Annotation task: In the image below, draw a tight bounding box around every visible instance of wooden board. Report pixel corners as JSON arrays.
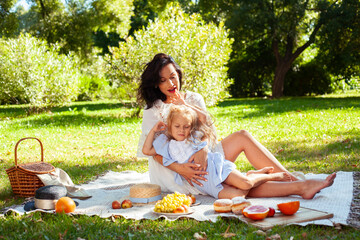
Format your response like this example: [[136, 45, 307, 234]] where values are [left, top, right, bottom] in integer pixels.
[[240, 207, 334, 230]]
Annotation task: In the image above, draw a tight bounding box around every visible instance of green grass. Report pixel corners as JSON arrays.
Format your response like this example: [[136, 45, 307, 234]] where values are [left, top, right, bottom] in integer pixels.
[[1, 91, 359, 239]]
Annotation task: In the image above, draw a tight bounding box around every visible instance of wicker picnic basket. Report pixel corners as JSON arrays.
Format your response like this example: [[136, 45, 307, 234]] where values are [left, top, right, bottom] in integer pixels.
[[6, 137, 55, 197]]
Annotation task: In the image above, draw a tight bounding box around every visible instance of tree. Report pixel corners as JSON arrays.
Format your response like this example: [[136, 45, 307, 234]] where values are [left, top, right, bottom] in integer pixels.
[[0, 0, 19, 37], [316, 0, 360, 81], [16, 0, 134, 59], [198, 0, 360, 97]]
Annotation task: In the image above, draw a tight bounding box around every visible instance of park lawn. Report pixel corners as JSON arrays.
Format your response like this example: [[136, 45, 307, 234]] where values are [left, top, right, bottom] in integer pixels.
[[0, 91, 359, 239]]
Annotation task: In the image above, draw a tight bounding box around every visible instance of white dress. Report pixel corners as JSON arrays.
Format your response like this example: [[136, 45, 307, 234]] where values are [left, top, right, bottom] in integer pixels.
[[136, 91, 225, 194]]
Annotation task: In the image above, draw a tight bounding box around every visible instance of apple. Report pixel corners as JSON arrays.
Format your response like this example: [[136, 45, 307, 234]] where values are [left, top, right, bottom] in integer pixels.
[[267, 207, 275, 217], [187, 194, 196, 204], [173, 206, 185, 214], [121, 199, 133, 209], [181, 204, 190, 213], [112, 200, 121, 209]]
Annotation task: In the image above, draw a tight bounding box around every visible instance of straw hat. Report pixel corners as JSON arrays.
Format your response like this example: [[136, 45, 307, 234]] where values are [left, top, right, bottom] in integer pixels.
[[123, 183, 162, 205]]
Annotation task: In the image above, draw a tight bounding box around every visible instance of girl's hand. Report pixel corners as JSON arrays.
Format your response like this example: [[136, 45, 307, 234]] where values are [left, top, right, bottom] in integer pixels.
[[151, 121, 167, 133], [188, 148, 208, 172], [175, 162, 208, 187]]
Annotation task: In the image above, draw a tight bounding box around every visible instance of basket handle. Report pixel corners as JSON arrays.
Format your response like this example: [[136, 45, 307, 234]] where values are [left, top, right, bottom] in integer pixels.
[[14, 137, 44, 166]]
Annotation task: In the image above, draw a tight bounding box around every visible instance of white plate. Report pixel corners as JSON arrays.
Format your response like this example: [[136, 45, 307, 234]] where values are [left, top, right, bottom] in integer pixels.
[[153, 208, 194, 216], [191, 200, 201, 206]]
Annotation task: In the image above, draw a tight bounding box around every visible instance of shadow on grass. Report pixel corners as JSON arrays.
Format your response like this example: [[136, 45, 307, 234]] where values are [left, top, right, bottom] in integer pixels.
[[0, 101, 137, 119], [215, 96, 360, 119], [4, 111, 141, 130]]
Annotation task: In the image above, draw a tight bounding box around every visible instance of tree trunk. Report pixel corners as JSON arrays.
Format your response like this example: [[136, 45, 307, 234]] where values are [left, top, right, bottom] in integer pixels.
[[272, 61, 291, 98]]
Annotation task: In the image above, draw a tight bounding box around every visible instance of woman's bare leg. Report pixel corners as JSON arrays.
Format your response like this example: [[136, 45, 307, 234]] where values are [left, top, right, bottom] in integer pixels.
[[218, 183, 249, 199], [247, 173, 337, 199], [221, 130, 298, 181]]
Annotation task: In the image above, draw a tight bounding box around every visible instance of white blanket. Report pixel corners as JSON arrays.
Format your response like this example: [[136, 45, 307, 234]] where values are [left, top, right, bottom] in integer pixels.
[[5, 171, 353, 227]]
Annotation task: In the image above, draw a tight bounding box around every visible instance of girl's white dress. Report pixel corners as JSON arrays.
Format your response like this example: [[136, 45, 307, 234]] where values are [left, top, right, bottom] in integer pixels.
[[137, 91, 225, 194], [152, 133, 235, 198]]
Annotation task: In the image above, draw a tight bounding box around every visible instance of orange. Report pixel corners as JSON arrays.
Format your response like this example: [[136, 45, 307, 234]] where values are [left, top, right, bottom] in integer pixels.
[[277, 201, 300, 215], [242, 205, 269, 220], [55, 197, 76, 213]]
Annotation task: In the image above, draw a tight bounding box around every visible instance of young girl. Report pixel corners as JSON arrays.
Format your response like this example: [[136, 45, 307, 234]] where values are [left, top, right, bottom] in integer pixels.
[[142, 105, 291, 198]]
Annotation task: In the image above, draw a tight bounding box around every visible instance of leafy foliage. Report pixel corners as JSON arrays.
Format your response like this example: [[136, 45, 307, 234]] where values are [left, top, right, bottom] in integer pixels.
[[284, 61, 332, 96], [108, 3, 233, 106], [229, 40, 275, 97], [0, 0, 18, 37], [198, 0, 360, 97], [16, 0, 134, 59], [0, 34, 81, 107], [316, 0, 360, 81]]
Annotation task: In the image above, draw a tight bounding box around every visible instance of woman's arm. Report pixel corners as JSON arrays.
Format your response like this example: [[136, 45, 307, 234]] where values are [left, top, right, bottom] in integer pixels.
[[153, 154, 208, 187], [171, 91, 208, 123]]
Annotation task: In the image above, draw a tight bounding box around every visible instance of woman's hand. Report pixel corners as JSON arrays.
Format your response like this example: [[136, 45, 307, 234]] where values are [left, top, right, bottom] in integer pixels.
[[188, 148, 208, 172], [175, 162, 208, 187], [166, 90, 186, 105]]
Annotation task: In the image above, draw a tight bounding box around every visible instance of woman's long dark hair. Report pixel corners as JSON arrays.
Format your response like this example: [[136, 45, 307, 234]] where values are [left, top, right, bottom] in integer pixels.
[[137, 53, 183, 109]]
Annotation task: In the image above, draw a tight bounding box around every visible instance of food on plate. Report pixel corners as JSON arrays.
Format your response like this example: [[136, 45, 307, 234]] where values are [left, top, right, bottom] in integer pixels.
[[154, 192, 192, 213], [267, 207, 276, 217], [173, 206, 186, 214], [242, 205, 269, 220], [182, 204, 190, 213], [112, 200, 121, 209], [277, 200, 300, 215], [213, 199, 233, 213], [55, 197, 76, 213], [187, 194, 196, 204], [231, 197, 251, 215]]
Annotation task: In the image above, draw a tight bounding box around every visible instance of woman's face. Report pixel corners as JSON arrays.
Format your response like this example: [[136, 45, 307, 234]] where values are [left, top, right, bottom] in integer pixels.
[[170, 114, 192, 141], [158, 63, 180, 100]]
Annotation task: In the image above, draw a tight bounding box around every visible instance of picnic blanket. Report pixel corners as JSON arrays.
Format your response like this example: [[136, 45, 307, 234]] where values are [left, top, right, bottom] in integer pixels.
[[3, 171, 355, 228]]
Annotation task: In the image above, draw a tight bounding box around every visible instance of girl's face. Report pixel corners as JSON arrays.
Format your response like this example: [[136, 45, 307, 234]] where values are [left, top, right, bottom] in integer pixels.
[[170, 113, 192, 141], [158, 63, 180, 101]]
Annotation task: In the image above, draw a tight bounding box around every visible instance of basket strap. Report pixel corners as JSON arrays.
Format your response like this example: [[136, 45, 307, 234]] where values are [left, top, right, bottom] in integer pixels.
[[14, 137, 44, 166]]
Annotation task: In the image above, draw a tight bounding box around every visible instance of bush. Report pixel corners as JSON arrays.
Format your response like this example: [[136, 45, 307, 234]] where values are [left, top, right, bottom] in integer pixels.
[[284, 61, 333, 96], [77, 53, 110, 101], [0, 34, 81, 107], [107, 3, 233, 106]]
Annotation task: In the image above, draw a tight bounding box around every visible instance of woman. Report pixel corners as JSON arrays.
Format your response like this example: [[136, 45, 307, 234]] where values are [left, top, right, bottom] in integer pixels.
[[136, 53, 336, 199]]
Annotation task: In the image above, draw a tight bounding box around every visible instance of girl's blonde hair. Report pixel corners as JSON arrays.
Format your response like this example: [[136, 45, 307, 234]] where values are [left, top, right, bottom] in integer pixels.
[[166, 105, 217, 147]]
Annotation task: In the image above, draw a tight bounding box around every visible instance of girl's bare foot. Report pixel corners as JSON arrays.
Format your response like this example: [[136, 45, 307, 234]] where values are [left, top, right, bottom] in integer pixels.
[[246, 167, 274, 176], [301, 173, 337, 199], [269, 172, 292, 182]]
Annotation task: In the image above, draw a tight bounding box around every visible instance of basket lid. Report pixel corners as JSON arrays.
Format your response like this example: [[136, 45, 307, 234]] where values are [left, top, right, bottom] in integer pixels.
[[19, 162, 55, 174]]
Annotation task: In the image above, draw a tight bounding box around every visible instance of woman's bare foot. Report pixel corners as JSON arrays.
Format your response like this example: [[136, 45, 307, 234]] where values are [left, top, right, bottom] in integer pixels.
[[269, 172, 292, 182], [246, 167, 274, 176], [301, 173, 337, 199]]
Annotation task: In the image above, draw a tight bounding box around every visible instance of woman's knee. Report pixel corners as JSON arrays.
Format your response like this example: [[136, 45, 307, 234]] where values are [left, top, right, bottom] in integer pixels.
[[235, 129, 252, 140]]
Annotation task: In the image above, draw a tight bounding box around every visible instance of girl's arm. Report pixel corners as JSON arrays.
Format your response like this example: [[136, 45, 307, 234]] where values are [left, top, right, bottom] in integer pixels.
[[142, 121, 166, 156]]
